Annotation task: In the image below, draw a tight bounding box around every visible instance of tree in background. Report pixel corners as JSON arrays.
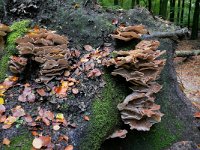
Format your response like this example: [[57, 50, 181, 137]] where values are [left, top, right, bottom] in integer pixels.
[[148, 0, 152, 11], [114, 0, 118, 5], [180, 0, 185, 26], [159, 0, 169, 19], [191, 0, 200, 39], [188, 0, 192, 28], [170, 0, 175, 22]]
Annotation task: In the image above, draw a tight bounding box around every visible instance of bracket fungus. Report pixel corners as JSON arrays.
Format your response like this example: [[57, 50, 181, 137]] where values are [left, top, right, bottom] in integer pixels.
[[0, 24, 11, 52], [111, 25, 148, 41], [9, 27, 70, 83], [105, 40, 165, 131]]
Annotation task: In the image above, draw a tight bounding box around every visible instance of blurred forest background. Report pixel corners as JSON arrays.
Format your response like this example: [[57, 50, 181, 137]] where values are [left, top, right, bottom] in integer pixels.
[[98, 0, 200, 39]]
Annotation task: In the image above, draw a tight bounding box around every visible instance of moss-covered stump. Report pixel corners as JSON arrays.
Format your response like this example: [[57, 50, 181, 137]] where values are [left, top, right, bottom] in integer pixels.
[[101, 39, 200, 150], [1, 1, 200, 150], [0, 20, 30, 82]]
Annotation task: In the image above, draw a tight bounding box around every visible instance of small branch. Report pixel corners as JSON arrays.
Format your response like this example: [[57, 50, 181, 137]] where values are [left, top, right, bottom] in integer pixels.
[[175, 50, 200, 57], [141, 28, 189, 39]]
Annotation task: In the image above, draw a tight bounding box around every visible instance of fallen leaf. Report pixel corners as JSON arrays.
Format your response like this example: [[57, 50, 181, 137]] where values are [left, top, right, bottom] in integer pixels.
[[87, 69, 102, 78], [32, 138, 43, 149], [65, 145, 74, 150], [108, 129, 128, 139], [83, 115, 90, 121], [53, 124, 60, 131], [18, 86, 35, 102], [0, 104, 6, 114], [31, 131, 39, 136], [24, 115, 33, 123], [58, 135, 69, 142], [2, 124, 12, 129], [3, 138, 10, 146], [12, 105, 25, 118], [84, 45, 93, 51], [72, 88, 79, 94], [194, 112, 200, 118], [0, 115, 7, 122], [56, 113, 64, 120], [192, 102, 200, 110], [32, 136, 51, 149], [4, 116, 16, 125], [0, 97, 4, 104], [36, 88, 46, 97]]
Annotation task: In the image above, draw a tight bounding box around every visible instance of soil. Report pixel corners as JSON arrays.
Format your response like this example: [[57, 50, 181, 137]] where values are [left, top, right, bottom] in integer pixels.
[[175, 39, 200, 104]]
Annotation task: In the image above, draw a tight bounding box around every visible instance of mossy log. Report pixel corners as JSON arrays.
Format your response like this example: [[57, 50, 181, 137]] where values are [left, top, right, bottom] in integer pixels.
[[1, 1, 200, 150]]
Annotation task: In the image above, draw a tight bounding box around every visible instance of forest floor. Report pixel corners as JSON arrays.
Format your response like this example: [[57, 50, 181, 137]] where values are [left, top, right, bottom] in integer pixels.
[[175, 39, 200, 106]]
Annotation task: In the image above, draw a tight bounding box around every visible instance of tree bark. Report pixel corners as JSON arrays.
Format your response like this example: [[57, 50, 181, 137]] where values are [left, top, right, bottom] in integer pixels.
[[148, 0, 152, 11], [170, 0, 175, 22], [180, 0, 185, 26], [159, 0, 169, 19], [114, 0, 118, 5], [191, 0, 200, 39], [188, 0, 192, 28], [177, 0, 181, 24]]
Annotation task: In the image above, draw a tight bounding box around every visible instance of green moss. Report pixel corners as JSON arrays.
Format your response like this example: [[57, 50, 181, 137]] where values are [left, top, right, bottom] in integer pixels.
[[0, 20, 31, 82], [7, 19, 31, 54], [80, 71, 129, 150], [4, 132, 33, 150]]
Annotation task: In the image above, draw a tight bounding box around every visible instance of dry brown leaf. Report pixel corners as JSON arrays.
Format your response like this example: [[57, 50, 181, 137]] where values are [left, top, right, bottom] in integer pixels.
[[12, 105, 25, 118], [31, 131, 39, 136], [2, 124, 12, 129], [194, 112, 200, 118], [72, 88, 79, 94], [32, 138, 43, 149], [53, 124, 60, 131], [108, 129, 128, 139], [84, 45, 93, 51], [3, 138, 11, 146], [83, 115, 90, 121], [0, 104, 6, 115], [87, 69, 102, 78], [36, 88, 46, 97], [65, 145, 74, 150]]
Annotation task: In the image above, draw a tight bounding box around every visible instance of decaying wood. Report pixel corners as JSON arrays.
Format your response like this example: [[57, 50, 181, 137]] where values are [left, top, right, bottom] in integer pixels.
[[141, 28, 189, 39], [175, 50, 200, 57]]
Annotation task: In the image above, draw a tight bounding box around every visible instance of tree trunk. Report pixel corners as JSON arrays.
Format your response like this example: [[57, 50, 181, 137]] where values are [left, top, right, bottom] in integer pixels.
[[136, 0, 139, 5], [114, 0, 118, 5], [131, 0, 135, 8], [188, 0, 192, 28], [191, 0, 200, 39], [159, 0, 169, 19], [177, 0, 181, 24], [180, 0, 185, 26], [148, 0, 152, 11], [170, 0, 175, 22]]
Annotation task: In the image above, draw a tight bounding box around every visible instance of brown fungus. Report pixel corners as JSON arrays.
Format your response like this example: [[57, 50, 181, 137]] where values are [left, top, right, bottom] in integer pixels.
[[9, 27, 70, 83], [0, 24, 11, 52], [104, 40, 165, 131], [111, 25, 148, 41]]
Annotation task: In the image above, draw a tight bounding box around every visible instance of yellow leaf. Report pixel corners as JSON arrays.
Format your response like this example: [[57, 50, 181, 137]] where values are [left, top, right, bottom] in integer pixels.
[[0, 97, 4, 104], [56, 113, 64, 120]]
